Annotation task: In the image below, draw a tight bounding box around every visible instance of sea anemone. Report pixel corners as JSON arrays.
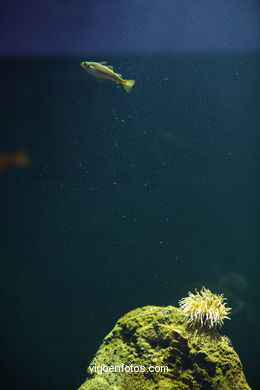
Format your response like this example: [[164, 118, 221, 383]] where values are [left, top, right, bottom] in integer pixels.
[[179, 287, 231, 329]]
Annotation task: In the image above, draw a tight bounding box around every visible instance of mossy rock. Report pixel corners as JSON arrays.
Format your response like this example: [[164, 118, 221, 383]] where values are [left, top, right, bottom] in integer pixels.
[[78, 305, 251, 390]]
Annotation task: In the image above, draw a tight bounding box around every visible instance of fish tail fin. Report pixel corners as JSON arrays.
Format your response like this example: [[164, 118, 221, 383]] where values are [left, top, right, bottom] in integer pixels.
[[123, 79, 135, 93]]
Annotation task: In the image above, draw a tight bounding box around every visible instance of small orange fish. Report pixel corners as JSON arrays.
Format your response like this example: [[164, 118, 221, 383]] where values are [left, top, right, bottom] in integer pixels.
[[0, 150, 31, 171], [80, 61, 135, 93]]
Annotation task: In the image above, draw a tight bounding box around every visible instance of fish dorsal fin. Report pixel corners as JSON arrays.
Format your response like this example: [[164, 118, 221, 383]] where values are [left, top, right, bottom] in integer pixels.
[[100, 61, 107, 65], [116, 73, 122, 78], [106, 65, 114, 70]]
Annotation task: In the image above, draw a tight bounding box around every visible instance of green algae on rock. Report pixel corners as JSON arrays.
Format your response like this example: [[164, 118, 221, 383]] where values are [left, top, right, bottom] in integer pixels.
[[78, 306, 251, 390]]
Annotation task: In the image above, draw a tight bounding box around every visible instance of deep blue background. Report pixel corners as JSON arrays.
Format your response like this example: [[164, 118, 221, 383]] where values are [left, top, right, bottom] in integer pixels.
[[1, 53, 259, 389], [0, 0, 259, 56]]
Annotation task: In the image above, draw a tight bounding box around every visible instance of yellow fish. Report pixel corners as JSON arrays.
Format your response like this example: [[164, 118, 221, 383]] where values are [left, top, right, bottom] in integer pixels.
[[80, 61, 135, 93]]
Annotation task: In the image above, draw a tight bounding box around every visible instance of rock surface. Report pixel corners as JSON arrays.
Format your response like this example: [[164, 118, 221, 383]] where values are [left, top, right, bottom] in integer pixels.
[[78, 305, 252, 390]]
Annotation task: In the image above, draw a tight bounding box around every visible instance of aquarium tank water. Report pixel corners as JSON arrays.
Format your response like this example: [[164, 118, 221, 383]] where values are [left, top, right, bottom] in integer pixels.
[[0, 1, 259, 389]]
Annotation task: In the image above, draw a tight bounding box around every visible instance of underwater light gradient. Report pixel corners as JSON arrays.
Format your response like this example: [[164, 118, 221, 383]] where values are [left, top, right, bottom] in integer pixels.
[[0, 0, 259, 56]]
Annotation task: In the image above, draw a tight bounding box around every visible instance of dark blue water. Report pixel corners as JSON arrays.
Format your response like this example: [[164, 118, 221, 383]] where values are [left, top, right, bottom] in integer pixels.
[[1, 54, 259, 389]]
